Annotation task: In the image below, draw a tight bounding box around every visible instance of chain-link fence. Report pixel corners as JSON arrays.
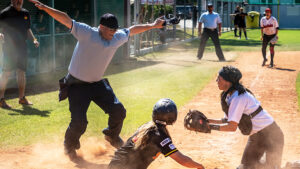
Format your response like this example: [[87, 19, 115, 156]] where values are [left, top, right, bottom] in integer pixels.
[[1, 0, 299, 76]]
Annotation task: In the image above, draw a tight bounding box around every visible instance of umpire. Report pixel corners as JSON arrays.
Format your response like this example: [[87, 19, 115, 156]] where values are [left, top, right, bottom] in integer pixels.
[[197, 3, 225, 61], [29, 0, 164, 160]]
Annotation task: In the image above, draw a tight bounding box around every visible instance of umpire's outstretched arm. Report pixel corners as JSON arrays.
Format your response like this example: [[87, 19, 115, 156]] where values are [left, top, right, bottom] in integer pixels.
[[28, 0, 72, 29], [29, 0, 164, 36]]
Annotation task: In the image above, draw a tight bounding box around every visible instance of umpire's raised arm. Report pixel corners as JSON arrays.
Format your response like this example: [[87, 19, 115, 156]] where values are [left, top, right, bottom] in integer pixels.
[[28, 0, 72, 29], [129, 18, 164, 36]]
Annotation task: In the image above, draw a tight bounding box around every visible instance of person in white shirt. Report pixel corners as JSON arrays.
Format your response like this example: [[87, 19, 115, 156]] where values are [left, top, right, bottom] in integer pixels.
[[260, 8, 279, 68], [197, 3, 225, 61], [207, 66, 284, 169]]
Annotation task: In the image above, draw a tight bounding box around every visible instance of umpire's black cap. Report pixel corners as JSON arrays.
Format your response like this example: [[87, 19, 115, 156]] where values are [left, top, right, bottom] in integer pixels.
[[100, 13, 119, 29], [207, 2, 213, 7]]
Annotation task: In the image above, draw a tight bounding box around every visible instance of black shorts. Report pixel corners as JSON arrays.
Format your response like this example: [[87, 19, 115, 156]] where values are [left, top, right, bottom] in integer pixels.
[[238, 21, 246, 28], [234, 19, 239, 25], [2, 43, 27, 71]]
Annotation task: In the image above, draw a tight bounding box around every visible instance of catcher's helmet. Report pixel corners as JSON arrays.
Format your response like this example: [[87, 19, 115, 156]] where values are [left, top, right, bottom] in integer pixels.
[[152, 98, 177, 125], [219, 65, 242, 85]]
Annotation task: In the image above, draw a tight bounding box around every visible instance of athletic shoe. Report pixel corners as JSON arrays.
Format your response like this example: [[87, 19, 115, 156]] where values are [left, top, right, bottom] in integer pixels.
[[262, 59, 267, 66], [19, 97, 33, 105], [196, 55, 203, 60], [105, 135, 124, 149], [0, 98, 11, 109], [269, 63, 274, 68]]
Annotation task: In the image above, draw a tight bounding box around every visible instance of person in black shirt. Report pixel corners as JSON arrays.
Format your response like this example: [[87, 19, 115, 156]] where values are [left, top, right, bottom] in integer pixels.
[[0, 0, 39, 109], [108, 98, 205, 169], [237, 8, 248, 40], [233, 6, 240, 37]]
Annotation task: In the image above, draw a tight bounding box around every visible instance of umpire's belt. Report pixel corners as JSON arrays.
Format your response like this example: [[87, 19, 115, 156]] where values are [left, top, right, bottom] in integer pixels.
[[65, 74, 109, 86], [204, 28, 217, 31], [65, 73, 88, 85]]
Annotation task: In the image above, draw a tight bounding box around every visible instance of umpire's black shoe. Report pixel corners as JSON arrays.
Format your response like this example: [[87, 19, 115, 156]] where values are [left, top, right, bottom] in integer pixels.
[[64, 147, 78, 161], [105, 135, 124, 149]]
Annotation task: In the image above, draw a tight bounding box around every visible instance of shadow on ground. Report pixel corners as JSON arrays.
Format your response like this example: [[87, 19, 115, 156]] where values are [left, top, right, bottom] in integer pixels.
[[7, 105, 51, 117]]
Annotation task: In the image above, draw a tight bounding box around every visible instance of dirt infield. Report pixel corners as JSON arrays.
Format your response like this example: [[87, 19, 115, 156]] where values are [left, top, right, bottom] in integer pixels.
[[0, 51, 300, 169]]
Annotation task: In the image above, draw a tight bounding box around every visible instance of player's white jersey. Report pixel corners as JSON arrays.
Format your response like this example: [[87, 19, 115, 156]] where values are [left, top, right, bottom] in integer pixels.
[[260, 16, 279, 35]]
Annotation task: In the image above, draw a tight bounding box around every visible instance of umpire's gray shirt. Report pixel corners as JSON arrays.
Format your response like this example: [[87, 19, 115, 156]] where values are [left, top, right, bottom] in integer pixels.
[[69, 20, 130, 82]]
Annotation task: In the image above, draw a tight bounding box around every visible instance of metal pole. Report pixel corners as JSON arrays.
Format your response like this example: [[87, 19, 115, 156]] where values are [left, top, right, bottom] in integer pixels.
[[197, 0, 201, 17], [93, 0, 97, 27], [51, 0, 55, 71], [192, 0, 194, 38], [277, 0, 280, 24], [184, 0, 186, 40], [173, 0, 176, 40], [124, 0, 130, 58], [151, 0, 154, 48], [221, 0, 224, 32], [134, 0, 138, 56]]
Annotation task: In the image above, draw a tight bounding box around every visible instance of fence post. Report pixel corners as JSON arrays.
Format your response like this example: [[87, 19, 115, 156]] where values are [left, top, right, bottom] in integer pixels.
[[51, 0, 56, 71], [173, 0, 177, 40]]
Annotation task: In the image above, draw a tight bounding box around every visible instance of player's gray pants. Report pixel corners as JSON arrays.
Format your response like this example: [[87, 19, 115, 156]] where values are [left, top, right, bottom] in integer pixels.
[[241, 122, 284, 169]]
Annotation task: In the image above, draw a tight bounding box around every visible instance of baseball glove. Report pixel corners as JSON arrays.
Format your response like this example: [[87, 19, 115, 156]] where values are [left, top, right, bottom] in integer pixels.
[[184, 110, 211, 133], [270, 35, 278, 44]]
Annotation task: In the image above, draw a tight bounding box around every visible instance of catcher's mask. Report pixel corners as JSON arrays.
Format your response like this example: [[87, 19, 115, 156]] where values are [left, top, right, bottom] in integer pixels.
[[219, 66, 242, 85], [152, 98, 177, 125]]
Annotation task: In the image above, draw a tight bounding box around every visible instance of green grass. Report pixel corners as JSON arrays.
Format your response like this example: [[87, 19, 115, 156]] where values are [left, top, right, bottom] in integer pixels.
[[1, 29, 300, 149], [0, 47, 222, 149], [297, 73, 300, 111], [184, 29, 300, 52]]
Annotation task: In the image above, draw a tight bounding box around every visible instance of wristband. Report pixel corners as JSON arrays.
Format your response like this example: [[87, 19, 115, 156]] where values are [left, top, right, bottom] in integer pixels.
[[33, 38, 37, 42], [209, 124, 220, 131]]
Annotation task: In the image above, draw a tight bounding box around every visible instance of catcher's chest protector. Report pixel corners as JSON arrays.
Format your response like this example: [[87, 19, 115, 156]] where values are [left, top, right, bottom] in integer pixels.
[[220, 90, 262, 135]]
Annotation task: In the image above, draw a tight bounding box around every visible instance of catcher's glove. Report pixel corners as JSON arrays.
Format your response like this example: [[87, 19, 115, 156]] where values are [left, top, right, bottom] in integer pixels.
[[184, 110, 211, 133]]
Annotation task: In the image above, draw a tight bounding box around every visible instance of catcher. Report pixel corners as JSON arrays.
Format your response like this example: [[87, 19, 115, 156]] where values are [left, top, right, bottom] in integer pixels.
[[108, 98, 204, 169], [184, 66, 284, 169]]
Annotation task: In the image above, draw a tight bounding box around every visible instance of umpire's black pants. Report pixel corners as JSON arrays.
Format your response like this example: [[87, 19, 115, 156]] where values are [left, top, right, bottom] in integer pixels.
[[241, 122, 284, 169], [64, 78, 126, 151], [197, 28, 225, 61]]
